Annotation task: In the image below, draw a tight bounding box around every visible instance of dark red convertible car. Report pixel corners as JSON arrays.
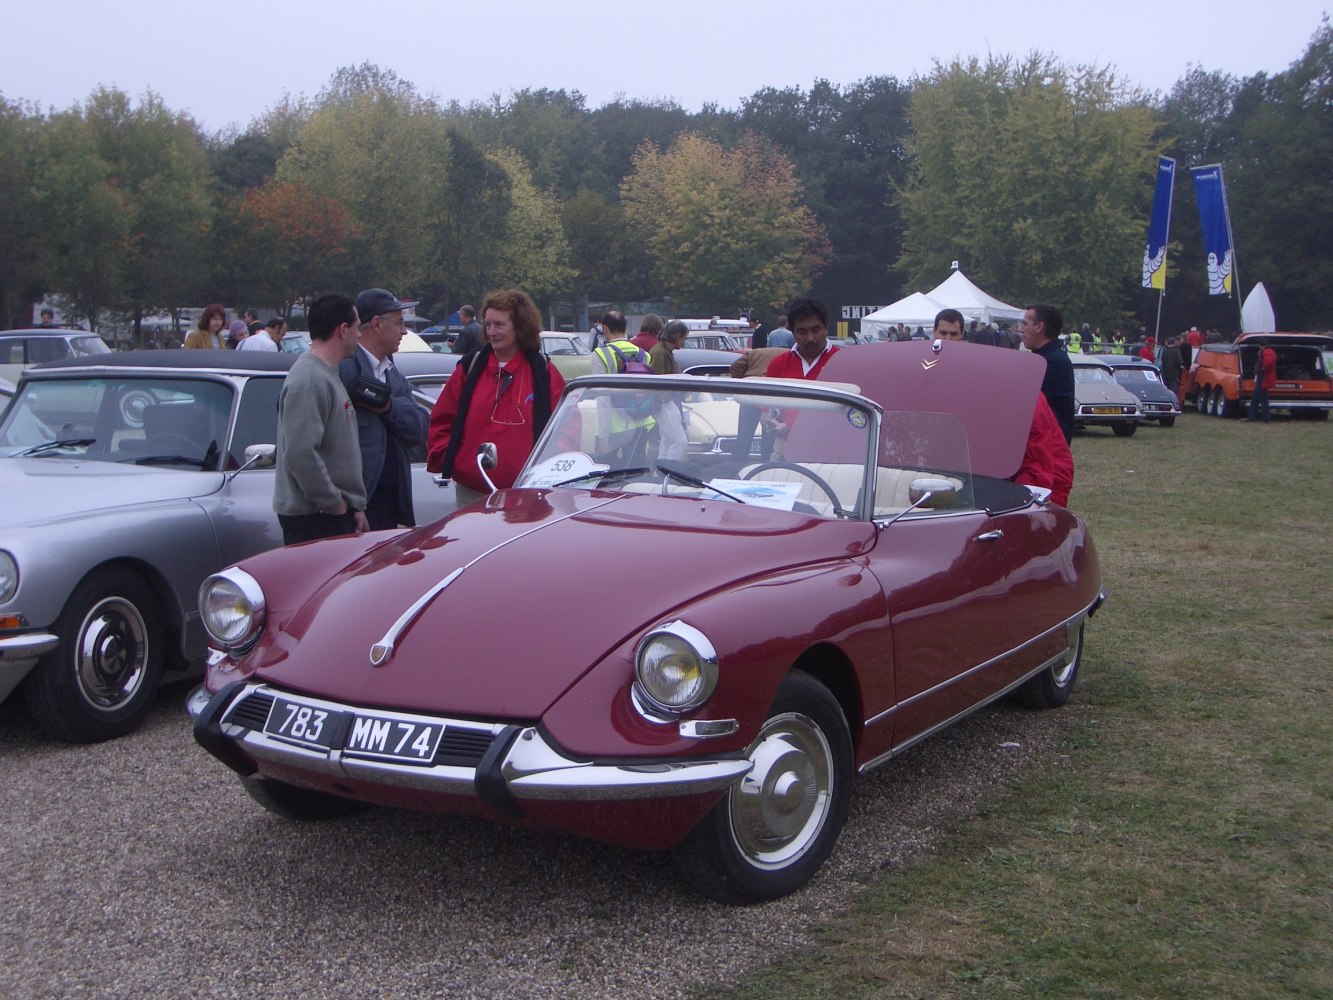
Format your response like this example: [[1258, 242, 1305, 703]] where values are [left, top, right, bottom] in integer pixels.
[[189, 340, 1105, 903]]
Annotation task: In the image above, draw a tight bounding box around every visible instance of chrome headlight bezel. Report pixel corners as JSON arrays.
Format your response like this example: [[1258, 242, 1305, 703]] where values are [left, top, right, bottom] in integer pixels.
[[0, 550, 17, 606], [632, 620, 719, 720], [198, 568, 267, 653]]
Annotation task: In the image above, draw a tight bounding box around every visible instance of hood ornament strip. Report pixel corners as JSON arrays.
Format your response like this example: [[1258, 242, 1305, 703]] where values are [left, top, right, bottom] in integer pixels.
[[369, 495, 621, 666]]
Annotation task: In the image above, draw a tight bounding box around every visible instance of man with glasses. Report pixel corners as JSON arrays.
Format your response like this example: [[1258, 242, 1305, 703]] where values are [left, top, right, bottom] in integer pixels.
[[340, 288, 429, 531]]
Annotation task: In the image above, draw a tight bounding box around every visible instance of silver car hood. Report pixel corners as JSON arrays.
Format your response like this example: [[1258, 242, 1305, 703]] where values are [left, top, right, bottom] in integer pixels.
[[0, 458, 224, 528]]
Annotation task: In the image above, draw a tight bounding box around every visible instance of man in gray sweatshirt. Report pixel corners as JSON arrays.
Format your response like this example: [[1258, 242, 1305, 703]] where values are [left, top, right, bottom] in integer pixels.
[[274, 293, 369, 544]]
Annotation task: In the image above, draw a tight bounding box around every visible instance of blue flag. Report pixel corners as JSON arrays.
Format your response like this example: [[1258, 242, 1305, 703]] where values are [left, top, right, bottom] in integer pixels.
[[1191, 164, 1235, 296], [1142, 157, 1175, 290]]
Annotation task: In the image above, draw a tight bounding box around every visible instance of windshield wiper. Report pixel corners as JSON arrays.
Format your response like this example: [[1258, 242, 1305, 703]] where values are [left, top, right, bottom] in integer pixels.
[[14, 437, 96, 457], [552, 466, 649, 488], [655, 463, 747, 504]]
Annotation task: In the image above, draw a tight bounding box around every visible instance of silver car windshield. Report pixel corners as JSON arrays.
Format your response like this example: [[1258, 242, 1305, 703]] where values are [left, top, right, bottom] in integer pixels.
[[0, 377, 234, 470]]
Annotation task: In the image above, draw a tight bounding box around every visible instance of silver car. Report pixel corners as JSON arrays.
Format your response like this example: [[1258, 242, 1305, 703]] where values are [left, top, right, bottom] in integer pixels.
[[0, 350, 453, 741], [1072, 359, 1144, 437]]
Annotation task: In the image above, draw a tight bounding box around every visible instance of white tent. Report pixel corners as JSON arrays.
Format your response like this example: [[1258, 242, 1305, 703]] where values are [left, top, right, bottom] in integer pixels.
[[860, 269, 1024, 340], [923, 270, 1024, 326], [859, 292, 947, 339]]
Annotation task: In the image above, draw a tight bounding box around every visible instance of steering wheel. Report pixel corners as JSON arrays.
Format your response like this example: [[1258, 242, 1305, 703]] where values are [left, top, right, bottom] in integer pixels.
[[741, 461, 845, 514]]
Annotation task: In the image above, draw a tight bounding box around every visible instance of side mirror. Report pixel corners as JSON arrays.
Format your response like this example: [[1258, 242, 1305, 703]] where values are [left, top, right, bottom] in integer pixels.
[[241, 443, 276, 470], [477, 442, 498, 494], [908, 477, 957, 509]]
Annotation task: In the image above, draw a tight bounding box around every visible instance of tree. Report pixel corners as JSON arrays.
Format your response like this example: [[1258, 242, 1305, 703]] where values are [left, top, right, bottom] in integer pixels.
[[0, 98, 47, 328], [898, 56, 1159, 328], [621, 132, 829, 314], [240, 180, 358, 315], [485, 147, 573, 301], [277, 65, 511, 312], [33, 107, 133, 331]]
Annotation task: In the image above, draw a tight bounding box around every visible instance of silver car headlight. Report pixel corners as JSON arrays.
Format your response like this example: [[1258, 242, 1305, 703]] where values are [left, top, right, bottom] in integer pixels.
[[199, 568, 266, 651], [0, 551, 17, 605], [633, 620, 719, 718]]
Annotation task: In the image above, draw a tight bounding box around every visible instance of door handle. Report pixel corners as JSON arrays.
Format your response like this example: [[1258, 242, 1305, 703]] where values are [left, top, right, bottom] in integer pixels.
[[977, 530, 1004, 541]]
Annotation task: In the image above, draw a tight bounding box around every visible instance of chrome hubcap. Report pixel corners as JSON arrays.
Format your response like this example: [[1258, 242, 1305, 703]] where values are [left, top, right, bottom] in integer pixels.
[[728, 712, 833, 869], [75, 598, 148, 710]]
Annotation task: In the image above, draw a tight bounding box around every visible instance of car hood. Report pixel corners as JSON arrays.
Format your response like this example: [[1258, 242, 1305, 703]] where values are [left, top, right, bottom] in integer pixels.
[[0, 458, 222, 527], [251, 489, 877, 719]]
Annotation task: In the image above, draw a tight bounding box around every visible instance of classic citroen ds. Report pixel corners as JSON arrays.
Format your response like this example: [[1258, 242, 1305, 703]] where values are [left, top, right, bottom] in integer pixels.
[[189, 340, 1105, 903]]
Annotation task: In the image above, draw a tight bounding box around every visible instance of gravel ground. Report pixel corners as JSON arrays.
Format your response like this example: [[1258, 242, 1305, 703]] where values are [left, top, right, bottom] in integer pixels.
[[0, 679, 1070, 999]]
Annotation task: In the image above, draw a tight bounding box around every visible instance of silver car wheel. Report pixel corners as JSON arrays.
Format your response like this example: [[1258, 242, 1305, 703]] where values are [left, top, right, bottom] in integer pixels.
[[74, 595, 150, 710], [728, 711, 834, 870]]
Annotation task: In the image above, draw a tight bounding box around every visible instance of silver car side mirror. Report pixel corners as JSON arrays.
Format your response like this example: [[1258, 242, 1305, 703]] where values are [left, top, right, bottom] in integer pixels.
[[477, 442, 498, 494]]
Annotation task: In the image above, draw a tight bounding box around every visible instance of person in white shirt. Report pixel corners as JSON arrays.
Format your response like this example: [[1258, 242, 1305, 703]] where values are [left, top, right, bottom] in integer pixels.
[[239, 317, 286, 351]]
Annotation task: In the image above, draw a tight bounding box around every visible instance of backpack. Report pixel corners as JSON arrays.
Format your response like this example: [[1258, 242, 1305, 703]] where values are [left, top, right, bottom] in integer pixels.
[[594, 341, 655, 419]]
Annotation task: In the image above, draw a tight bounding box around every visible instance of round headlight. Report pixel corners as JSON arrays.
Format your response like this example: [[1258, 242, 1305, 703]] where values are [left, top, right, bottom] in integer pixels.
[[633, 621, 718, 717], [0, 551, 17, 605], [199, 568, 266, 650]]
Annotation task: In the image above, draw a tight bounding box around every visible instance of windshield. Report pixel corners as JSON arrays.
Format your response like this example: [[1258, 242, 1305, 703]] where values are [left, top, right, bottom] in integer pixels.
[[542, 336, 590, 356], [0, 376, 235, 469], [516, 379, 974, 520], [1074, 366, 1116, 384]]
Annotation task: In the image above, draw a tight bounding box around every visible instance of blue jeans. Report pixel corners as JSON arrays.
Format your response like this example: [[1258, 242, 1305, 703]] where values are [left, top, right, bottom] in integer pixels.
[[1247, 385, 1271, 422]]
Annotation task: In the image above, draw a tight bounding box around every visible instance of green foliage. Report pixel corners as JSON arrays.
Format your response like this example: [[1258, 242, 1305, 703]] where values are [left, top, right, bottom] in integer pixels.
[[0, 97, 48, 327], [486, 146, 574, 301], [898, 55, 1160, 329], [621, 132, 830, 313]]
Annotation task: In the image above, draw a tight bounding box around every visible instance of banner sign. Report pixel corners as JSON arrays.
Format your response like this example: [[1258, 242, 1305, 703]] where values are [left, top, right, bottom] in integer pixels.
[[1191, 164, 1236, 296], [1142, 156, 1175, 290]]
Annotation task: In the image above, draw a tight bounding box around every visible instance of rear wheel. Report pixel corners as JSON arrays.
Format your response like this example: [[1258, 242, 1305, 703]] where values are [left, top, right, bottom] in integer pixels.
[[674, 671, 853, 904], [1212, 387, 1229, 418], [1196, 388, 1211, 414], [241, 776, 365, 821], [1014, 624, 1083, 709], [1159, 416, 1176, 428], [22, 568, 165, 742], [1112, 421, 1137, 437]]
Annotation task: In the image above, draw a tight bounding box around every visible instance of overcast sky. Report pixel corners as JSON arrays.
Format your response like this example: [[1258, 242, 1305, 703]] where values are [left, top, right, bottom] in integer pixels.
[[5, 1, 1327, 131]]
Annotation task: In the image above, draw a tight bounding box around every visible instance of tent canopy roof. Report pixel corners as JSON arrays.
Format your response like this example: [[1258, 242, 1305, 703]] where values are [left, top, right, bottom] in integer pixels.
[[863, 270, 1023, 337]]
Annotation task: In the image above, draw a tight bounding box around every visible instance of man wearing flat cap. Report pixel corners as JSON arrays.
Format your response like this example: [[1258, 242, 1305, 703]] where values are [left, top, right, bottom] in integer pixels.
[[340, 288, 429, 531]]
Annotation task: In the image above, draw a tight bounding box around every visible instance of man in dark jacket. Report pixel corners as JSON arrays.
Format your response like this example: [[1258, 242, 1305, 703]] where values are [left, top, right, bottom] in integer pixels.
[[1021, 303, 1075, 444], [452, 305, 483, 355], [341, 288, 430, 530]]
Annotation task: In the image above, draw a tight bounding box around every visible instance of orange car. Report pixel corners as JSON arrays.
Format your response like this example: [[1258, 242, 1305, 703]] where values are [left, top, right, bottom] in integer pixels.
[[1185, 333, 1333, 420]]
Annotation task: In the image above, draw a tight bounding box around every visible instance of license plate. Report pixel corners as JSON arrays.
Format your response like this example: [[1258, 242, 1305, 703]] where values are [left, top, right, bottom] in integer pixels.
[[264, 696, 344, 750], [344, 714, 445, 763], [1091, 406, 1121, 414]]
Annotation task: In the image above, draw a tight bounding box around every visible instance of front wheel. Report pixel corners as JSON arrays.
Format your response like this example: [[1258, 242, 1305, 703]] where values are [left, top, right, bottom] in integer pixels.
[[23, 568, 165, 742], [673, 671, 853, 904]]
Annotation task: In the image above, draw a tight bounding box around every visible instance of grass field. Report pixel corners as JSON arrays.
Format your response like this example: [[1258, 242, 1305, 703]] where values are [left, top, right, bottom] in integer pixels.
[[703, 411, 1332, 999]]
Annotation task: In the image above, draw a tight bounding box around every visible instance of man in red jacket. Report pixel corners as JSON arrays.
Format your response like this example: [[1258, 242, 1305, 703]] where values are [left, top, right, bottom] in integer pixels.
[[764, 298, 839, 380], [1244, 338, 1278, 423]]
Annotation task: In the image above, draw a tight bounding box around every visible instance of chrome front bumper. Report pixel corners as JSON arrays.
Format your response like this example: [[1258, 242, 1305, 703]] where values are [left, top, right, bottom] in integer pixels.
[[190, 682, 751, 814], [0, 632, 59, 702]]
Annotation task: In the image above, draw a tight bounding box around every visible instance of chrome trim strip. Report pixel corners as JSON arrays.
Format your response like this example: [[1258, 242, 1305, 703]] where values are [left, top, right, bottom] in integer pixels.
[[859, 641, 1074, 775], [862, 593, 1103, 730], [369, 496, 620, 665]]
